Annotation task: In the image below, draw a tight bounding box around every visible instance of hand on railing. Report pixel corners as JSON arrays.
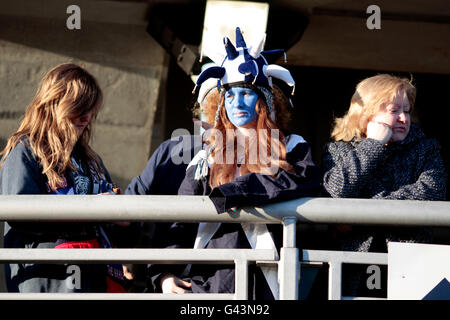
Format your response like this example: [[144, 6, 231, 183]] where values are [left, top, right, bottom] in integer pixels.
[[161, 273, 192, 294]]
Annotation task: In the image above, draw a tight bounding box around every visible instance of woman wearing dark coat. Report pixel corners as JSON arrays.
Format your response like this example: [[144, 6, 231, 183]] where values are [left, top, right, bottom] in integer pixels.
[[148, 27, 321, 300], [321, 74, 447, 296], [0, 63, 127, 293]]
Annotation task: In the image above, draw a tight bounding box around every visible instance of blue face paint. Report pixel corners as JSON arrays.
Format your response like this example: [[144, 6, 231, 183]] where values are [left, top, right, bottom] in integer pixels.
[[224, 87, 258, 127]]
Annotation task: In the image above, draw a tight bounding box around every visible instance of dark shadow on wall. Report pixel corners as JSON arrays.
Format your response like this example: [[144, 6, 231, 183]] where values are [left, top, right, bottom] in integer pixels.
[[0, 1, 205, 76], [0, 137, 6, 152]]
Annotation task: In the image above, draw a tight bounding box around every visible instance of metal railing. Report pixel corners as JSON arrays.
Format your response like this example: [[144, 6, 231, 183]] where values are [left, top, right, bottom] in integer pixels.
[[0, 195, 450, 300], [302, 249, 388, 300]]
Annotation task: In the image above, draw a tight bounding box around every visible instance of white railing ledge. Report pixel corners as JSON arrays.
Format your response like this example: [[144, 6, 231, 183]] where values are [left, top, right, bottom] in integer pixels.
[[0, 195, 449, 226], [0, 248, 276, 264]]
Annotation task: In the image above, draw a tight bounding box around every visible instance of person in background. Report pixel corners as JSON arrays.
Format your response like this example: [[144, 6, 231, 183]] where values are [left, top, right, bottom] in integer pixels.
[[322, 73, 447, 297], [148, 27, 321, 300], [125, 68, 219, 199], [0, 63, 127, 293], [122, 71, 218, 291]]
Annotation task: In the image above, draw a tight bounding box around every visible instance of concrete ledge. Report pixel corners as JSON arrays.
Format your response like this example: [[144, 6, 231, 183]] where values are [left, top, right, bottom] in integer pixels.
[[0, 0, 150, 25]]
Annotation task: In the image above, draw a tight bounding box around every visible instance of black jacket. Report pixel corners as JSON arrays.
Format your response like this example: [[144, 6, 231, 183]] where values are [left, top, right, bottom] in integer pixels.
[[322, 123, 447, 201], [1, 138, 119, 293], [148, 137, 322, 299]]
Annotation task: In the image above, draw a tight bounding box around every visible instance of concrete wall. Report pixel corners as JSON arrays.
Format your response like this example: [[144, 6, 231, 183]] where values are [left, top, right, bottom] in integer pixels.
[[0, 0, 169, 187], [0, 0, 169, 291]]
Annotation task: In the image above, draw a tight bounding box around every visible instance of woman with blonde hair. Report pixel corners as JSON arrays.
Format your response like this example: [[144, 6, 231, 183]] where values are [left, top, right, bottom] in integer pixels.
[[322, 74, 447, 297], [0, 63, 126, 293], [148, 28, 321, 299], [323, 73, 446, 200]]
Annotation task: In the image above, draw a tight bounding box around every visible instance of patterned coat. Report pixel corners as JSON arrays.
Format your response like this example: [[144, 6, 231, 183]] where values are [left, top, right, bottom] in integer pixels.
[[321, 123, 447, 297], [322, 123, 446, 201], [322, 123, 447, 251]]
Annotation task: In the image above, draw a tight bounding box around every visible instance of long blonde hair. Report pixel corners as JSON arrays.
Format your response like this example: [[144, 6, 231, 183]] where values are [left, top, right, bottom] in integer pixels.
[[0, 63, 104, 190], [331, 74, 416, 141], [207, 86, 293, 187]]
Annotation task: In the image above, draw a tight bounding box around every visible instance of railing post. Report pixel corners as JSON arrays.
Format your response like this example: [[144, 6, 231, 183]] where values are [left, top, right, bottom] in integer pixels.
[[234, 259, 249, 300], [279, 217, 299, 300], [328, 261, 342, 300]]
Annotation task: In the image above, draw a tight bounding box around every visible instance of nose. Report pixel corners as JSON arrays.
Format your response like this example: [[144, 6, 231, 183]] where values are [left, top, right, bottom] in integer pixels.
[[398, 112, 407, 123], [232, 94, 245, 108], [78, 113, 91, 124]]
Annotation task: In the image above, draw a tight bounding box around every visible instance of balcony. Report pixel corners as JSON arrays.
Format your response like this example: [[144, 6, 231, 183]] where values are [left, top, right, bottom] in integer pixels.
[[0, 195, 449, 300]]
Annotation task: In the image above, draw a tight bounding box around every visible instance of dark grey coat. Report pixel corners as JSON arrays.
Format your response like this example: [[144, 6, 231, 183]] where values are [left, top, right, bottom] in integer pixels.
[[0, 138, 121, 293], [321, 123, 447, 296], [322, 123, 447, 250], [322, 123, 446, 201]]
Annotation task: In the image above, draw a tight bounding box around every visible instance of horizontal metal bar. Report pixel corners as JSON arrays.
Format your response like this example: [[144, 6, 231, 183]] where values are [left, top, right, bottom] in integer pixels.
[[302, 250, 388, 265], [1, 195, 450, 226], [0, 293, 235, 300], [0, 248, 276, 264]]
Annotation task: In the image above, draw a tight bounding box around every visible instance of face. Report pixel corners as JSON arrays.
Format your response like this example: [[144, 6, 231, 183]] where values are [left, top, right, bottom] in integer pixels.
[[224, 87, 258, 128], [370, 91, 411, 142], [71, 111, 93, 137]]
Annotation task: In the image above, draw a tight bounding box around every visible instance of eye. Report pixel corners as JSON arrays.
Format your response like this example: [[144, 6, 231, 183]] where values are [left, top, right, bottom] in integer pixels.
[[225, 92, 234, 99]]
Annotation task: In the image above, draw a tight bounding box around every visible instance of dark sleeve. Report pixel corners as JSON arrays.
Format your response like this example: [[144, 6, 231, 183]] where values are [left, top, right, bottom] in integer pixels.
[[0, 142, 91, 236], [0, 141, 46, 195], [125, 147, 164, 195], [147, 220, 199, 292], [98, 156, 112, 183], [373, 139, 447, 200], [125, 137, 193, 195], [209, 142, 322, 213], [178, 165, 209, 196], [322, 139, 387, 198], [147, 143, 205, 291]]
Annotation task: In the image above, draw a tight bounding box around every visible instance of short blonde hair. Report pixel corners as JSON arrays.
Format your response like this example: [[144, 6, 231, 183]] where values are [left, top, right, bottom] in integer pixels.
[[331, 74, 416, 141]]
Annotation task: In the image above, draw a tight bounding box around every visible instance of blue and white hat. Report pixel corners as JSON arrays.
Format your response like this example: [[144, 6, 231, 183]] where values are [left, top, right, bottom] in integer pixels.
[[193, 27, 295, 123]]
